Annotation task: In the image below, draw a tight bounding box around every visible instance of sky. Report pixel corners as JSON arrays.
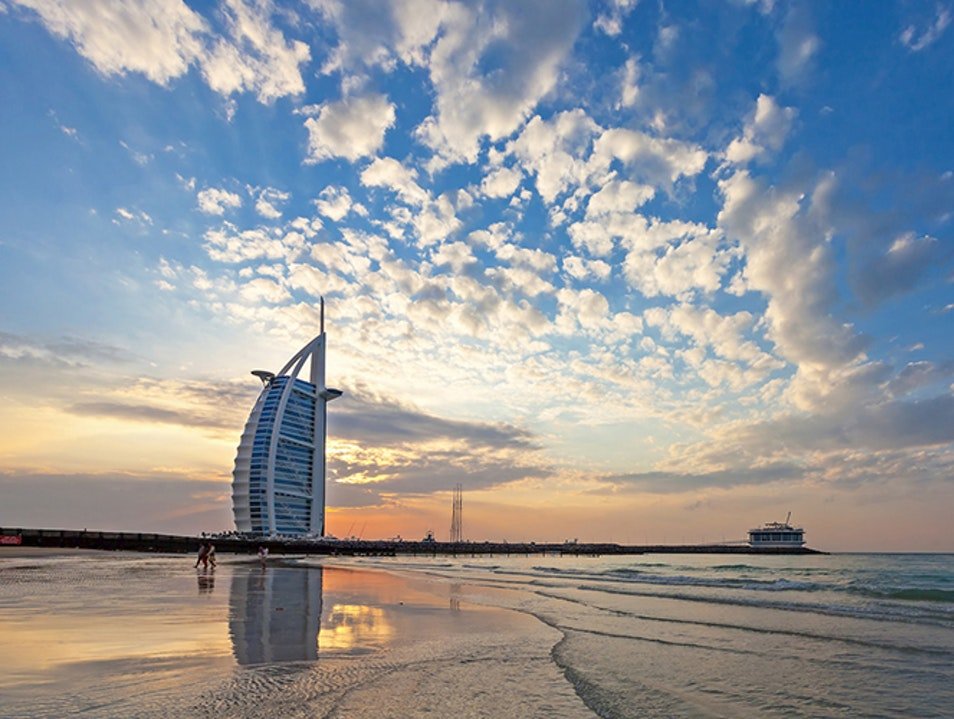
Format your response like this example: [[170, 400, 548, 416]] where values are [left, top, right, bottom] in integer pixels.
[[0, 0, 952, 551]]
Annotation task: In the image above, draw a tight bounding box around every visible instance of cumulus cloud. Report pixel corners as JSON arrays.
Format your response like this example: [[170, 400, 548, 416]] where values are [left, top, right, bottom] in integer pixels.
[[431, 241, 476, 272], [508, 110, 600, 203], [725, 94, 796, 165], [203, 222, 306, 263], [586, 179, 655, 216], [14, 0, 310, 102], [197, 187, 242, 215], [13, 0, 207, 85], [480, 165, 523, 198], [562, 255, 612, 282], [360, 157, 429, 205], [252, 187, 290, 219], [314, 185, 361, 221], [313, 0, 448, 73], [717, 169, 867, 370], [509, 112, 707, 214], [415, 0, 587, 166], [313, 0, 586, 168], [303, 94, 396, 162], [590, 127, 708, 188], [199, 0, 310, 102]]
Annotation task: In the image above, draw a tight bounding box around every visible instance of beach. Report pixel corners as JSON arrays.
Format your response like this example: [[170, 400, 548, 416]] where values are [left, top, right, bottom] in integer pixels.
[[0, 550, 589, 718], [1, 550, 952, 718]]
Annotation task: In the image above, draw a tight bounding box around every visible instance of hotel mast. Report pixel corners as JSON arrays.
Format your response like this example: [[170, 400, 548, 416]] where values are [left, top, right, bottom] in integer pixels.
[[231, 298, 342, 536]]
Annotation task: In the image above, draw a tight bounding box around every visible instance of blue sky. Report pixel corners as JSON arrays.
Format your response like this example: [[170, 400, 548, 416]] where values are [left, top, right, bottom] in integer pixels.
[[1, 0, 952, 550]]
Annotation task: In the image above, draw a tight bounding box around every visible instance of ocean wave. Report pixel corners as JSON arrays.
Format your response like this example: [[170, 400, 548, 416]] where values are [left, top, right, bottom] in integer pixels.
[[576, 583, 954, 627], [851, 587, 954, 603], [600, 567, 821, 592]]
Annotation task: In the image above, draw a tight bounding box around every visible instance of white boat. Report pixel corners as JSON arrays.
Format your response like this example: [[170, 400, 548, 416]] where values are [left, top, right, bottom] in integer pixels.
[[748, 512, 805, 548]]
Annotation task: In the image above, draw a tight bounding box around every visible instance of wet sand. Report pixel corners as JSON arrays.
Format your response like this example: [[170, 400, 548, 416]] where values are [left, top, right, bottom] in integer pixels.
[[0, 550, 592, 718]]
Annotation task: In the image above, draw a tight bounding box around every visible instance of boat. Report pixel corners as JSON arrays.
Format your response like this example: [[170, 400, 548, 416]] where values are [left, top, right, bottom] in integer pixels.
[[748, 512, 805, 548]]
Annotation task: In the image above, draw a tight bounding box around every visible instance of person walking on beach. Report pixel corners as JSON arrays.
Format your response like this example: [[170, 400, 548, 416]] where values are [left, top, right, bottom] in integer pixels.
[[258, 545, 268, 566], [195, 542, 210, 569], [207, 543, 216, 568]]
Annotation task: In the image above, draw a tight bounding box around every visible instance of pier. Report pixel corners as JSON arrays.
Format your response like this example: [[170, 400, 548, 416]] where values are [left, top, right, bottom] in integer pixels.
[[0, 527, 826, 555]]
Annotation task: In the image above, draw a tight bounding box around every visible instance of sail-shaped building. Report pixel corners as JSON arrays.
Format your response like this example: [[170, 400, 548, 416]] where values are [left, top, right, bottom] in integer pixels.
[[231, 299, 342, 536]]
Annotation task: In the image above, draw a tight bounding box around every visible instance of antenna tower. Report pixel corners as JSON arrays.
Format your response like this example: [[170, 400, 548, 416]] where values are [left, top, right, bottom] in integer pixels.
[[450, 484, 463, 542]]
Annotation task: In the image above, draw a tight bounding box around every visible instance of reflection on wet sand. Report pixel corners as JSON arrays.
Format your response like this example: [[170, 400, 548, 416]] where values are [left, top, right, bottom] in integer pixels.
[[228, 565, 400, 664], [320, 603, 393, 651], [229, 566, 323, 665], [197, 568, 215, 594]]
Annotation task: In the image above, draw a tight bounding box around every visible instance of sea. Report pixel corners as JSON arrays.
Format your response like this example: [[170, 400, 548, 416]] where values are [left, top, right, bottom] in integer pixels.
[[1, 550, 952, 718], [361, 552, 954, 718]]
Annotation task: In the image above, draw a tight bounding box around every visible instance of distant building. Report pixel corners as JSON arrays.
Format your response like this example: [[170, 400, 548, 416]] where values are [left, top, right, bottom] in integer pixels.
[[231, 299, 342, 536]]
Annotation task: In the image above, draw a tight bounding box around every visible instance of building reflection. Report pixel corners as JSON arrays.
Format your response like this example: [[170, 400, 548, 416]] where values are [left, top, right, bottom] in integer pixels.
[[228, 566, 323, 665]]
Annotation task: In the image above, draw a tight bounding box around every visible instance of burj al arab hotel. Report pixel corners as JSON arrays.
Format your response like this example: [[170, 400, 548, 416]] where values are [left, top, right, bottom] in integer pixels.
[[231, 299, 342, 537]]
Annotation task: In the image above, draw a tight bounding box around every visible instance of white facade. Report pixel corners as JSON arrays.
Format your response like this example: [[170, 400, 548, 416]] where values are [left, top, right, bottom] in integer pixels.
[[232, 305, 341, 536]]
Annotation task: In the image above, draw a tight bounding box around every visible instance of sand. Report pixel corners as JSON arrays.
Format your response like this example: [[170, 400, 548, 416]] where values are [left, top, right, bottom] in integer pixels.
[[0, 550, 593, 718]]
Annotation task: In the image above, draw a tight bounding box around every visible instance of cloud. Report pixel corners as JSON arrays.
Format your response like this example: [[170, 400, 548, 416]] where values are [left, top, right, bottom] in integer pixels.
[[203, 222, 306, 263], [480, 165, 523, 198], [622, 224, 731, 299], [853, 233, 947, 306], [314, 185, 359, 221], [586, 179, 654, 216], [724, 94, 796, 165], [313, 0, 448, 73], [197, 187, 242, 215], [431, 241, 476, 272], [508, 110, 600, 203], [113, 207, 152, 226], [590, 127, 708, 189], [593, 0, 638, 36], [360, 157, 428, 205], [314, 0, 586, 169], [0, 469, 231, 534], [68, 400, 232, 429], [618, 56, 640, 108], [776, 2, 820, 84], [322, 389, 551, 498], [415, 0, 588, 166], [303, 94, 396, 163], [199, 0, 310, 102], [717, 169, 867, 370], [0, 331, 135, 367], [562, 255, 611, 281], [331, 389, 538, 449], [900, 5, 951, 52], [14, 0, 310, 102], [607, 463, 802, 493], [13, 0, 207, 85], [252, 187, 290, 219], [885, 361, 954, 399]]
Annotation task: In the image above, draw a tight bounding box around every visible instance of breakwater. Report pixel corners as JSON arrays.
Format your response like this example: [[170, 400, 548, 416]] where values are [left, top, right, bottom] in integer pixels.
[[0, 527, 825, 555]]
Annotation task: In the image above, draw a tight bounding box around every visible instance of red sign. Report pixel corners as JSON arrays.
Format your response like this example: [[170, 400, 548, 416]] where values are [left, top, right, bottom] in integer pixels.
[[0, 535, 23, 545]]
